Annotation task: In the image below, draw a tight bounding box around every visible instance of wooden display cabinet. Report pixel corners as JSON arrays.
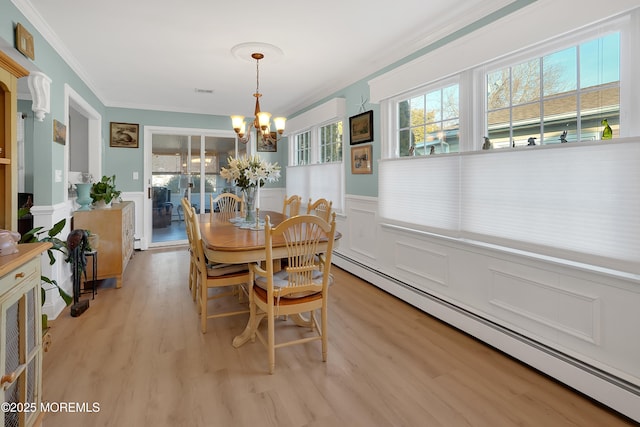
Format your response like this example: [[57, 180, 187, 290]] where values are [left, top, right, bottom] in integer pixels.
[[73, 201, 135, 288]]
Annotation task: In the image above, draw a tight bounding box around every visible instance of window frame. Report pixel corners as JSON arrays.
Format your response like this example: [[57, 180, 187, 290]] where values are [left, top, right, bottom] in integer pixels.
[[479, 26, 623, 148], [383, 12, 632, 158], [293, 130, 311, 166], [395, 78, 461, 157], [318, 120, 344, 163], [376, 9, 639, 274], [286, 98, 346, 212]]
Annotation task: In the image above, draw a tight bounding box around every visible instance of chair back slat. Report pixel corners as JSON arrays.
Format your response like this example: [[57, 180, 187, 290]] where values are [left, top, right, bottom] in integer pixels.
[[211, 193, 243, 214], [282, 194, 302, 217], [264, 213, 336, 299], [307, 198, 333, 222]]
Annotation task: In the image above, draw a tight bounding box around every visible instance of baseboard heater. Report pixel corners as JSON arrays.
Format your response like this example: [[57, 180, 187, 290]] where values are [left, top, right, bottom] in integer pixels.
[[332, 252, 640, 422]]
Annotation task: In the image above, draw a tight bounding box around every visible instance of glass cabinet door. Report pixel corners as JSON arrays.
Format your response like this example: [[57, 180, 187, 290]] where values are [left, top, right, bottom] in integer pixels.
[[1, 283, 41, 427]]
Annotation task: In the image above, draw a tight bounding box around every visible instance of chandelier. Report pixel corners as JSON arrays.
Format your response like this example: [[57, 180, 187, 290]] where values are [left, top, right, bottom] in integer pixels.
[[230, 52, 286, 145]]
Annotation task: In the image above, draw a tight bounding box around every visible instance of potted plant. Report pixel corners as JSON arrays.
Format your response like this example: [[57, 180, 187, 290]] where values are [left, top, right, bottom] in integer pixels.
[[19, 218, 73, 329], [90, 175, 121, 208]]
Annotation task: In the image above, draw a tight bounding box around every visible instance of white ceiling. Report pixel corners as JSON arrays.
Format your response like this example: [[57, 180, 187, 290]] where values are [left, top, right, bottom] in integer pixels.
[[16, 0, 512, 118]]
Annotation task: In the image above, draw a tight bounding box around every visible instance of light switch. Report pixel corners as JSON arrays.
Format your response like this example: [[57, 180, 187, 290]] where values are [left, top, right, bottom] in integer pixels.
[[55, 169, 62, 182], [133, 171, 139, 180]]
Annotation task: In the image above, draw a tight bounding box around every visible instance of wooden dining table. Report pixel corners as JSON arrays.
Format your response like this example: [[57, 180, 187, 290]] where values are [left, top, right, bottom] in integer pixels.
[[199, 210, 287, 263], [198, 210, 340, 347]]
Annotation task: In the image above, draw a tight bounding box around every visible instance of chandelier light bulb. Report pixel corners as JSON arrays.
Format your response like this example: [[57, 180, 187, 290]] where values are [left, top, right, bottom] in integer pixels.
[[273, 117, 286, 134]]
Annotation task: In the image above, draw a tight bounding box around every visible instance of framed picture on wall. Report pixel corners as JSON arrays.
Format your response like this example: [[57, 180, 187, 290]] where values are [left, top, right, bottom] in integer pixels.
[[351, 144, 372, 174], [53, 120, 66, 145], [15, 23, 35, 60], [110, 122, 139, 148], [257, 132, 277, 152], [349, 110, 373, 145]]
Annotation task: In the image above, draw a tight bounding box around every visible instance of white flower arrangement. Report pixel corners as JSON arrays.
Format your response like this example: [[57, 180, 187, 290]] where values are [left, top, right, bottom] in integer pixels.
[[220, 155, 281, 190]]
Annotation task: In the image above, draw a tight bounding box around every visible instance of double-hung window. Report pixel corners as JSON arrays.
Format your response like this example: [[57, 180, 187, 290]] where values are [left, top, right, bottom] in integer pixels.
[[286, 98, 346, 212], [376, 11, 639, 274], [319, 121, 343, 163], [397, 82, 460, 156], [294, 131, 311, 166], [486, 32, 620, 147]]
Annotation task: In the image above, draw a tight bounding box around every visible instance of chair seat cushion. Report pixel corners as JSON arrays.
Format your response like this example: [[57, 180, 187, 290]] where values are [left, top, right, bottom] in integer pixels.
[[254, 268, 333, 298], [207, 262, 249, 277], [253, 285, 323, 305]]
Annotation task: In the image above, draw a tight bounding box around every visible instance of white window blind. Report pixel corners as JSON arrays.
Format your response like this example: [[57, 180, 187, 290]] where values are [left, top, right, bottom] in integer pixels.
[[286, 162, 343, 212], [380, 140, 640, 274], [379, 155, 460, 233]]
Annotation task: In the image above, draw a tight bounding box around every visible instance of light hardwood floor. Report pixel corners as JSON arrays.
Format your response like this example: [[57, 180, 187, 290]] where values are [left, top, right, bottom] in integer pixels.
[[42, 247, 634, 426]]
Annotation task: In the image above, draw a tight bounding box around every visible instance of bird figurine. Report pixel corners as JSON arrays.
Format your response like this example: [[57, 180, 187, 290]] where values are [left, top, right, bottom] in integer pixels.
[[482, 136, 492, 150], [601, 119, 612, 140], [560, 130, 568, 143]]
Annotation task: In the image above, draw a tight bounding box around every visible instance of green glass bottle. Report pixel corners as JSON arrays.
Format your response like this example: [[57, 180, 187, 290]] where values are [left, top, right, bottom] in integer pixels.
[[601, 119, 613, 140]]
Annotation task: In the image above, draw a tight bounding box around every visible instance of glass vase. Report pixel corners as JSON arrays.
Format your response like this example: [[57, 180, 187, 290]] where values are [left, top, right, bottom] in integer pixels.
[[243, 186, 257, 224]]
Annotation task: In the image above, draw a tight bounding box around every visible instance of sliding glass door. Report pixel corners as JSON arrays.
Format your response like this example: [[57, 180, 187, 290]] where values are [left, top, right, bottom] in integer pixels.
[[150, 132, 242, 246]]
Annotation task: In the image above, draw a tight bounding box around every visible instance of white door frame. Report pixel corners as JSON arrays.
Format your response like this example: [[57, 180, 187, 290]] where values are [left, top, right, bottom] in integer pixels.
[[142, 125, 238, 249], [64, 84, 102, 200]]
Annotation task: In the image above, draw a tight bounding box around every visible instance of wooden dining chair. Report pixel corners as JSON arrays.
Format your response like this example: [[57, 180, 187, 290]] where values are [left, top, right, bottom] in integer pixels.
[[307, 198, 333, 222], [188, 206, 250, 333], [282, 194, 302, 217], [246, 212, 337, 374], [211, 192, 243, 214], [181, 197, 198, 300]]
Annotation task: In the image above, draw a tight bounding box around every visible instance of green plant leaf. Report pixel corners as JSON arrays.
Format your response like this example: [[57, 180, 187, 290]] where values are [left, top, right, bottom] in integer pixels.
[[19, 226, 43, 243], [41, 276, 72, 306], [48, 218, 66, 237], [18, 207, 31, 219]]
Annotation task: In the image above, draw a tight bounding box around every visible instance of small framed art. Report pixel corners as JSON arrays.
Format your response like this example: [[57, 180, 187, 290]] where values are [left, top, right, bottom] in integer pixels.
[[15, 23, 35, 60], [351, 144, 372, 174], [53, 120, 66, 145], [257, 133, 277, 152], [349, 110, 373, 145], [110, 122, 139, 148]]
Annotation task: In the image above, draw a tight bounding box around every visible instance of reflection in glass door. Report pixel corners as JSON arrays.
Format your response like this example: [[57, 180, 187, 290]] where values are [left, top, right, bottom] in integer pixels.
[[150, 133, 241, 245]]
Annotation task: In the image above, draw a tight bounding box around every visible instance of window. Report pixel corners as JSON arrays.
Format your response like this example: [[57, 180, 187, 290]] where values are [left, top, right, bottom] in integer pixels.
[[286, 98, 346, 212], [376, 12, 639, 274], [397, 83, 460, 156], [294, 131, 311, 166], [319, 121, 343, 163], [486, 32, 620, 147]]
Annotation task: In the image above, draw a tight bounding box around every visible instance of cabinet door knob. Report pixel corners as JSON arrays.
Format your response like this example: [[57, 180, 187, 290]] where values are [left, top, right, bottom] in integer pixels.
[[14, 272, 25, 279]]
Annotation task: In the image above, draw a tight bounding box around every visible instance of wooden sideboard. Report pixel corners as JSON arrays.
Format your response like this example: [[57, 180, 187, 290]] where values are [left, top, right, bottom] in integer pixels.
[[0, 242, 51, 427], [73, 201, 134, 288]]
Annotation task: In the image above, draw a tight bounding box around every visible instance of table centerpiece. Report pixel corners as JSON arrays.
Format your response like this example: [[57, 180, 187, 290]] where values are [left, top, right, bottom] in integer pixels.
[[220, 155, 281, 224]]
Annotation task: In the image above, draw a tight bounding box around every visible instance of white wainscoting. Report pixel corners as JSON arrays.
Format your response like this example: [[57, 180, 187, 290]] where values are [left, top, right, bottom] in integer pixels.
[[31, 200, 75, 320], [333, 194, 640, 422]]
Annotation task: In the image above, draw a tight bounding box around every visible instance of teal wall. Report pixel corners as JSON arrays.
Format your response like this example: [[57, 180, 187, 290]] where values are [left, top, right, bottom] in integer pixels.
[[2, 0, 534, 205]]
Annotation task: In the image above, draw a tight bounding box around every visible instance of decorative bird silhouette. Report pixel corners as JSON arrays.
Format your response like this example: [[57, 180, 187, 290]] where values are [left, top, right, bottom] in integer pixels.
[[560, 130, 568, 143], [601, 119, 612, 140]]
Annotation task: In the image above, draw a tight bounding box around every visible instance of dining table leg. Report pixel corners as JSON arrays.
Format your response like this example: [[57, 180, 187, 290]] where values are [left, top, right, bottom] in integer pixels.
[[232, 312, 265, 348]]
